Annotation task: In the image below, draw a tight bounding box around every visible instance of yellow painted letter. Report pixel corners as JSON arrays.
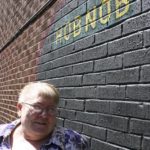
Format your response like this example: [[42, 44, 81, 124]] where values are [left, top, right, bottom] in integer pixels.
[[56, 28, 62, 44], [116, 0, 129, 19], [99, 0, 111, 25], [85, 6, 97, 32], [64, 22, 71, 41], [73, 16, 81, 38]]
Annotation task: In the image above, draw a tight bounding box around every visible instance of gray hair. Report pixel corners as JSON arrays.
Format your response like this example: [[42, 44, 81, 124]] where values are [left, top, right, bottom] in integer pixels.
[[18, 82, 59, 104]]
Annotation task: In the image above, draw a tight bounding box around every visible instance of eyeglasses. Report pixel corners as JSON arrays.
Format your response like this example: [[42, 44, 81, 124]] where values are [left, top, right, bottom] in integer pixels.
[[22, 102, 57, 115]]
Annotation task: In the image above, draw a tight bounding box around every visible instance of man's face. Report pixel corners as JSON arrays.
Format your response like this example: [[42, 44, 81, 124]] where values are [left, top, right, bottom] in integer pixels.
[[17, 95, 57, 140]]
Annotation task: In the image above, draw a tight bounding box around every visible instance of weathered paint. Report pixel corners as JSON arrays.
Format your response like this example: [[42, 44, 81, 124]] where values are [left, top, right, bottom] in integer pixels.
[[44, 0, 137, 50]]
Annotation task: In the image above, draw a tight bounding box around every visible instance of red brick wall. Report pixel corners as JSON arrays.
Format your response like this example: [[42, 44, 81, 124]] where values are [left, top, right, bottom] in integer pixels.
[[0, 0, 65, 123], [0, 0, 48, 49], [0, 28, 38, 122]]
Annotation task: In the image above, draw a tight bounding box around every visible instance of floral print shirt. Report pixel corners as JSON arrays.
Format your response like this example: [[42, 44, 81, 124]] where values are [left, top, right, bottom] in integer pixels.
[[0, 120, 88, 150]]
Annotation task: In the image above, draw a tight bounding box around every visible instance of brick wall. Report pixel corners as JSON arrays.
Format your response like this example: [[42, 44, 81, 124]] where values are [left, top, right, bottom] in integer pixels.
[[0, 0, 65, 122], [1, 0, 150, 149], [0, 0, 48, 49]]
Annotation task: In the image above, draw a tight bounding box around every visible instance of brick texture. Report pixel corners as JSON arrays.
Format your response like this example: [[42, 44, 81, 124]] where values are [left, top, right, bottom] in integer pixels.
[[0, 0, 150, 149]]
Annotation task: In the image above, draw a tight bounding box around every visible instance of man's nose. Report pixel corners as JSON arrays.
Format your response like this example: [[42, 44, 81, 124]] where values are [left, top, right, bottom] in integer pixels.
[[40, 109, 49, 117]]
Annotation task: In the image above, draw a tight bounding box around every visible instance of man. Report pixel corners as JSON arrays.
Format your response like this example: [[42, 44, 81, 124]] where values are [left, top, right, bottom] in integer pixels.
[[0, 82, 88, 150]]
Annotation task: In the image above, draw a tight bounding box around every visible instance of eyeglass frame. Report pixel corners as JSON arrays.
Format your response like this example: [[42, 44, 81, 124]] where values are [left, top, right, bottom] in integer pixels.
[[21, 102, 57, 115]]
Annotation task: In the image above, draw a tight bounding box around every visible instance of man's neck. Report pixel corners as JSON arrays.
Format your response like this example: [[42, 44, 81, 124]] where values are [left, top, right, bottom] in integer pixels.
[[11, 125, 48, 149]]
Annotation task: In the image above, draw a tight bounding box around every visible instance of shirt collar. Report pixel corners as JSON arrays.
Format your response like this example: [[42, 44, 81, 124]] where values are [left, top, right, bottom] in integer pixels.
[[44, 126, 65, 149], [1, 119, 20, 139]]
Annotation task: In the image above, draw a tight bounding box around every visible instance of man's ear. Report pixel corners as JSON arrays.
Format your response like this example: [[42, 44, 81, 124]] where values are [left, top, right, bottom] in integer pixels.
[[17, 103, 22, 117]]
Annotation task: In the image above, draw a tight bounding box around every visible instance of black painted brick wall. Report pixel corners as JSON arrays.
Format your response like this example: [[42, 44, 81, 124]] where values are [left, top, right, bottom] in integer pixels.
[[37, 0, 150, 149]]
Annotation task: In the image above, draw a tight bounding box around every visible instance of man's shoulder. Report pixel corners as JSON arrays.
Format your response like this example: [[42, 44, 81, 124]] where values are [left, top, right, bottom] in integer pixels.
[[56, 126, 86, 139], [0, 123, 9, 136], [0, 120, 19, 136], [54, 126, 88, 149]]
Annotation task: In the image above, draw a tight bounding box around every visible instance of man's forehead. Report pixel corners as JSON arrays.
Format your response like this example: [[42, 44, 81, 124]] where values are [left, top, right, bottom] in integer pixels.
[[30, 96, 56, 105]]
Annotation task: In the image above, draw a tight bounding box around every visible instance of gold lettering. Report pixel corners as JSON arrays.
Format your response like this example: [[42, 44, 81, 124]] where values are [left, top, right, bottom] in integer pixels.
[[116, 0, 129, 19], [99, 0, 111, 25], [85, 6, 97, 32], [73, 16, 81, 38], [56, 28, 62, 44], [64, 22, 71, 41]]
